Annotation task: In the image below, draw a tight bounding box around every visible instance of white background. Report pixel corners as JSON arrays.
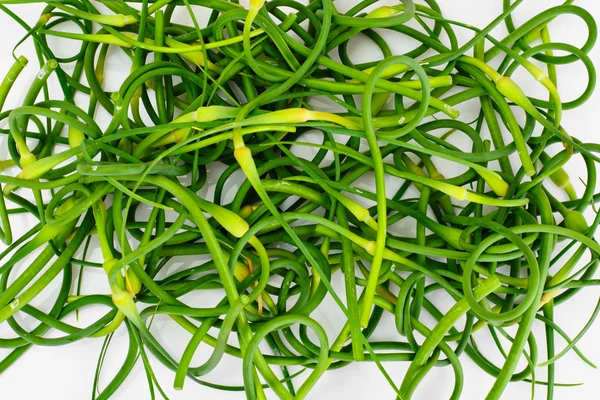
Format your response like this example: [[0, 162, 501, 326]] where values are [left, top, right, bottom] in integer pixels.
[[1, 0, 600, 399]]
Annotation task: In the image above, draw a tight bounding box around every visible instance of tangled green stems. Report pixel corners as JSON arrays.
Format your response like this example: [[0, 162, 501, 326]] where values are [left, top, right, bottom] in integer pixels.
[[0, 0, 598, 399]]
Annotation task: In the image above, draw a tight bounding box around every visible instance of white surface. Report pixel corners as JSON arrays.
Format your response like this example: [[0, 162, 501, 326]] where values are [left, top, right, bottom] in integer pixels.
[[1, 0, 600, 399]]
